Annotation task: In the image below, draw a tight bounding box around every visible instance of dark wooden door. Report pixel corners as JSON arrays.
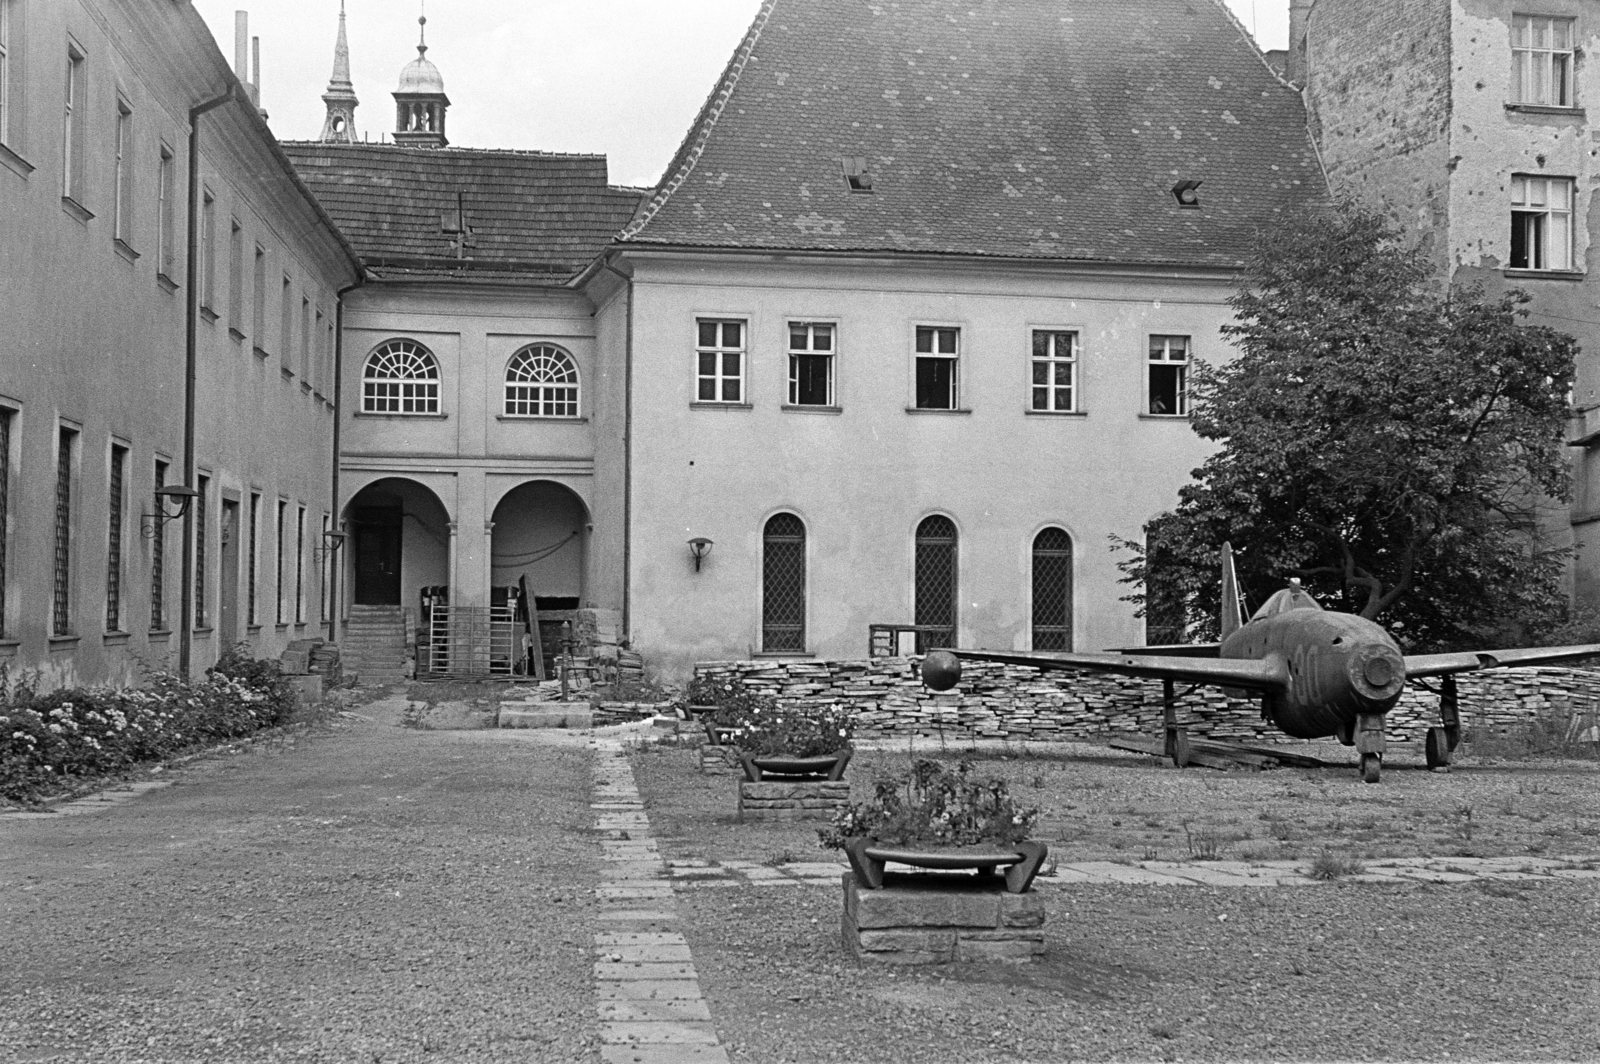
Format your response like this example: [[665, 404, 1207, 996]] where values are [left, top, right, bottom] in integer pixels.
[[353, 508, 402, 605]]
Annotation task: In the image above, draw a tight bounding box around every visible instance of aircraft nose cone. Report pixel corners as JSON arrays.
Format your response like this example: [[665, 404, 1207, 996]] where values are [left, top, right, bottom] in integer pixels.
[[921, 650, 962, 691], [1349, 644, 1405, 701], [1363, 657, 1394, 688]]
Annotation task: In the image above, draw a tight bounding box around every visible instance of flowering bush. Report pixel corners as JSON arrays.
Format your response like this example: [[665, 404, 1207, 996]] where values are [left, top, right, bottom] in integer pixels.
[[1, 650, 301, 805], [731, 701, 853, 757], [819, 758, 1038, 849]]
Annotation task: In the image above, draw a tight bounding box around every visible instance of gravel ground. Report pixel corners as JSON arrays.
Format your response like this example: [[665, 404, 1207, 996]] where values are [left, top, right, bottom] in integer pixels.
[[630, 740, 1600, 1062], [0, 692, 600, 1064]]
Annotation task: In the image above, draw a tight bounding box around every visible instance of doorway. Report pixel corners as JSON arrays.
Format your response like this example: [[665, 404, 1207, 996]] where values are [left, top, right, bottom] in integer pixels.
[[353, 506, 402, 605]]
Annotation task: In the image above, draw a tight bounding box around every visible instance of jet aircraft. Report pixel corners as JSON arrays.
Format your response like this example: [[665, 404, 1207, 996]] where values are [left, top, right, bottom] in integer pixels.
[[920, 545, 1600, 782]]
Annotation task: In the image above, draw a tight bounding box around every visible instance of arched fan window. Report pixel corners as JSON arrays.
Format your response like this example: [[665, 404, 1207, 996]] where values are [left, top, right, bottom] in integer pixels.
[[762, 513, 806, 652], [362, 340, 440, 414], [1031, 527, 1074, 650], [505, 344, 580, 418], [914, 515, 958, 653]]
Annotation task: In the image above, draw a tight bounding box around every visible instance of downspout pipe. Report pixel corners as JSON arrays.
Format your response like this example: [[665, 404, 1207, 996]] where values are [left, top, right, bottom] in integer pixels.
[[329, 279, 364, 644], [601, 262, 634, 642], [179, 85, 240, 678]]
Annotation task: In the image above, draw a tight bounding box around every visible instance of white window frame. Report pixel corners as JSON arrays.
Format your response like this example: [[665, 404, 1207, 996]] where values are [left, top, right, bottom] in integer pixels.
[[913, 324, 961, 410], [786, 321, 836, 408], [63, 41, 86, 202], [1511, 174, 1575, 271], [1512, 15, 1576, 108], [1146, 334, 1191, 417], [200, 188, 218, 311], [113, 97, 133, 244], [1030, 329, 1080, 413], [157, 143, 176, 280], [0, 0, 12, 147], [505, 343, 581, 418], [694, 317, 747, 404], [362, 338, 441, 415]]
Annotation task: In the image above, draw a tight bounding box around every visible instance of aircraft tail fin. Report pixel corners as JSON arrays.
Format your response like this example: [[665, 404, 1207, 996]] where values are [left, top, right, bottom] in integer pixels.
[[1220, 542, 1243, 639]]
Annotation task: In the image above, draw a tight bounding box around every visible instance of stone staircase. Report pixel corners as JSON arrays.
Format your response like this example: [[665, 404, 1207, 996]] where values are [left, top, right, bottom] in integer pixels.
[[340, 605, 408, 685]]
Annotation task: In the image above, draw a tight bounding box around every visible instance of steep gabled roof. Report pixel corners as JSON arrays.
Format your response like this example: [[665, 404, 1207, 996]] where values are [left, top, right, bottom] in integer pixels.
[[623, 0, 1326, 269], [282, 143, 646, 282]]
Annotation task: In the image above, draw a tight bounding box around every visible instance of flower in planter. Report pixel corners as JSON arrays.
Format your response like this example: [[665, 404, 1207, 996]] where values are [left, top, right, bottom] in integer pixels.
[[731, 702, 854, 758], [819, 758, 1038, 850]]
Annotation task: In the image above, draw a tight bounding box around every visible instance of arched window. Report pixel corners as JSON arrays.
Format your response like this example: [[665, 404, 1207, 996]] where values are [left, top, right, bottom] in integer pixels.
[[762, 513, 806, 652], [914, 515, 957, 653], [362, 340, 440, 414], [505, 344, 580, 418], [1032, 527, 1073, 650]]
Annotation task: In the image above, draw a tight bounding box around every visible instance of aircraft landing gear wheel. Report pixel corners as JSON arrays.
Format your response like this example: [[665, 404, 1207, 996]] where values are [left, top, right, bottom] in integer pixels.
[[1359, 753, 1382, 784], [1425, 727, 1451, 769]]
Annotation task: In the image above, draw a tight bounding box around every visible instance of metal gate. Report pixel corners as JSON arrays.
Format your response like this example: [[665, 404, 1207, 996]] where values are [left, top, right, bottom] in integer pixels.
[[428, 605, 516, 677]]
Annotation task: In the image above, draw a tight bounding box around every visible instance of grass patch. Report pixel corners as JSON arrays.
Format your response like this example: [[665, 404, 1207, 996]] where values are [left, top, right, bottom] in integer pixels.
[[1307, 848, 1365, 880]]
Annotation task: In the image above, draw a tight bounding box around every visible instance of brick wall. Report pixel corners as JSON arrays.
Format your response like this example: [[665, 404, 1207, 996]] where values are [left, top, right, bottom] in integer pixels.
[[692, 657, 1600, 745], [1305, 0, 1453, 268]]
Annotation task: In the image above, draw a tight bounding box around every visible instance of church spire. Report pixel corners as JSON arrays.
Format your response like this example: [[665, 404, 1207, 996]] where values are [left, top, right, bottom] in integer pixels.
[[393, 4, 450, 147], [318, 1, 359, 143]]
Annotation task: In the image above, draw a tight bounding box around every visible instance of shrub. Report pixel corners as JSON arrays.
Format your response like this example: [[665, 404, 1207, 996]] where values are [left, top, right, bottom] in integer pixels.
[[731, 701, 853, 757], [1, 651, 299, 805], [819, 758, 1038, 850]]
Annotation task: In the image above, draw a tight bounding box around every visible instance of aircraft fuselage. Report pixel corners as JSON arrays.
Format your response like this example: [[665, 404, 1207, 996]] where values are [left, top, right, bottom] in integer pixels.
[[1221, 608, 1406, 738]]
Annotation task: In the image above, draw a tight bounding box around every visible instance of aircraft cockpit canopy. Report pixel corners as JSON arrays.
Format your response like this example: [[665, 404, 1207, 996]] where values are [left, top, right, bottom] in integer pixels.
[[1250, 579, 1323, 620]]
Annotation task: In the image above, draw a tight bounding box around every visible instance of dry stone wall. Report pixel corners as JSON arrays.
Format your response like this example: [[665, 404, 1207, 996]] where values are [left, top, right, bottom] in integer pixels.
[[691, 658, 1600, 745]]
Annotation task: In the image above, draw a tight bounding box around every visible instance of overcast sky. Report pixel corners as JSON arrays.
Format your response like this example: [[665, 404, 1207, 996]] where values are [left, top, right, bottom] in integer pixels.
[[192, 1, 1290, 189]]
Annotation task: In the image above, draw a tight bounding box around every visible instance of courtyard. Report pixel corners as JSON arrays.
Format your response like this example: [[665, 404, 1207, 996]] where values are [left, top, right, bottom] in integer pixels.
[[2, 690, 1596, 1063]]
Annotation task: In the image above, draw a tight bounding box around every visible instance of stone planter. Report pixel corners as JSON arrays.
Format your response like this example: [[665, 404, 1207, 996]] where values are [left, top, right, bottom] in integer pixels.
[[735, 747, 852, 783], [697, 745, 739, 776], [842, 871, 1047, 965], [737, 779, 851, 822], [702, 720, 739, 746], [844, 836, 1048, 894]]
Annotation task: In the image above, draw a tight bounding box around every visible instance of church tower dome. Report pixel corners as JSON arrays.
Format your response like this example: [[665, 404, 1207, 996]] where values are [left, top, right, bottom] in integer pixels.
[[318, 1, 359, 143], [393, 10, 449, 147]]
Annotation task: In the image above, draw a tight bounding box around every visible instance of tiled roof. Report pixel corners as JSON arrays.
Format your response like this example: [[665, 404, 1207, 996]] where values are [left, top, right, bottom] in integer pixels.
[[623, 0, 1326, 269], [281, 143, 645, 282]]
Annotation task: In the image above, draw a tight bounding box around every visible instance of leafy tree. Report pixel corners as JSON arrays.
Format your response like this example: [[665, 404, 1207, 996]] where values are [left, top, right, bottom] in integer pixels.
[[1118, 207, 1578, 651]]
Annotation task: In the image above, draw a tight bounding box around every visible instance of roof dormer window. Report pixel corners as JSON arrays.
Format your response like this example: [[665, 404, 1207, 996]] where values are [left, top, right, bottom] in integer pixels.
[[841, 156, 874, 193]]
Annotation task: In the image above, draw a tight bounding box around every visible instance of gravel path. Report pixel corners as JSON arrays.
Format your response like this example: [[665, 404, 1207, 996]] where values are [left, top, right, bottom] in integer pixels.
[[0, 693, 602, 1063]]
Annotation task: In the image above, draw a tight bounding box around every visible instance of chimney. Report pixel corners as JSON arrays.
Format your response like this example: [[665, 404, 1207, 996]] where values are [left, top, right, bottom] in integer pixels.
[[1288, 0, 1313, 85], [252, 35, 268, 119]]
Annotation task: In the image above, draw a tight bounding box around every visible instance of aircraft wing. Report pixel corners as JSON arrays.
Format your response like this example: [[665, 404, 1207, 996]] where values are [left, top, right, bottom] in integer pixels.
[[1404, 643, 1600, 678], [944, 649, 1289, 692], [1103, 643, 1222, 659]]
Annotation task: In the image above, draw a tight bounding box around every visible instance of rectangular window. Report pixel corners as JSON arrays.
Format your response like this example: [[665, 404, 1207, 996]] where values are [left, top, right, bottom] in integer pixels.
[[106, 444, 126, 631], [151, 459, 167, 630], [193, 474, 208, 628], [787, 322, 835, 406], [201, 189, 217, 311], [228, 220, 245, 333], [313, 309, 324, 392], [295, 506, 305, 623], [247, 491, 259, 625], [1031, 330, 1079, 412], [281, 276, 294, 372], [252, 246, 267, 352], [320, 513, 331, 623], [1513, 15, 1575, 107], [275, 499, 286, 625], [300, 298, 311, 381], [157, 144, 176, 281], [0, 407, 11, 638], [113, 99, 133, 244], [695, 319, 745, 403], [1511, 175, 1574, 270], [1148, 335, 1191, 416], [0, 0, 12, 146], [52, 426, 76, 636], [914, 326, 959, 409], [63, 43, 86, 202]]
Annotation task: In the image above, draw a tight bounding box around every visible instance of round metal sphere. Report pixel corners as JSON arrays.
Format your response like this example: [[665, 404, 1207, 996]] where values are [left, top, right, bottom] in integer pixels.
[[920, 650, 962, 691]]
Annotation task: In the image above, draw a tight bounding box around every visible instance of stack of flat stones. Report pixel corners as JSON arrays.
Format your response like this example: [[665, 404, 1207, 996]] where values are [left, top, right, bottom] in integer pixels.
[[842, 872, 1047, 965], [696, 746, 738, 776], [737, 779, 850, 822], [591, 737, 729, 1063], [690, 659, 1600, 746]]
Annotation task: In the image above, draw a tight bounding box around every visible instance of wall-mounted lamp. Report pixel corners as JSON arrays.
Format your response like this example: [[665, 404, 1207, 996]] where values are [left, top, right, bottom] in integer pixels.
[[140, 484, 200, 538], [314, 530, 347, 562], [1171, 179, 1203, 209], [688, 537, 714, 572]]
